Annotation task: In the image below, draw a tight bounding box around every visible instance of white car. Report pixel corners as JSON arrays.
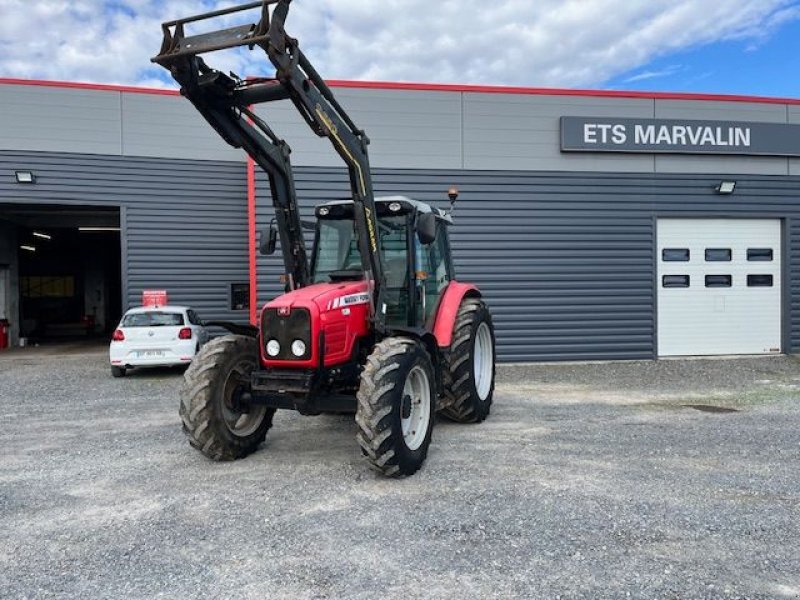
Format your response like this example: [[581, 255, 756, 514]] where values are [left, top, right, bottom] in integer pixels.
[[109, 305, 209, 377]]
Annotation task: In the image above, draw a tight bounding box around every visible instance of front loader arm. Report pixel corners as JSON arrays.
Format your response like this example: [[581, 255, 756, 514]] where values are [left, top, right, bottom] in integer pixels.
[[152, 0, 387, 332], [165, 57, 311, 291]]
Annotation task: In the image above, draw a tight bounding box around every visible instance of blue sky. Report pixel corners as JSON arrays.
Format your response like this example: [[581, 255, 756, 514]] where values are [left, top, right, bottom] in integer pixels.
[[1, 0, 799, 99], [607, 17, 800, 97]]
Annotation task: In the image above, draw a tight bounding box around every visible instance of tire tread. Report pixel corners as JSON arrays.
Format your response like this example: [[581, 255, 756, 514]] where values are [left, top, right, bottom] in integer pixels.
[[441, 298, 495, 423], [179, 334, 274, 461], [355, 337, 433, 477]]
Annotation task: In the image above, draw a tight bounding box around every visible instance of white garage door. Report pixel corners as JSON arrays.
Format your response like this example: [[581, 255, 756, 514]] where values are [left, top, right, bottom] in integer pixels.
[[657, 219, 782, 357]]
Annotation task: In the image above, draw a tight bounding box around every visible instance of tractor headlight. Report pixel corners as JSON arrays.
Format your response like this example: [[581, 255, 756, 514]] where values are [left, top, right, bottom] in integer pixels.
[[266, 339, 281, 357], [291, 340, 306, 357]]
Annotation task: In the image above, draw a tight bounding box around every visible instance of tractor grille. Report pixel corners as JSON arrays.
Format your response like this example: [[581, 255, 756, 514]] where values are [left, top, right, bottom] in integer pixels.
[[261, 308, 311, 360]]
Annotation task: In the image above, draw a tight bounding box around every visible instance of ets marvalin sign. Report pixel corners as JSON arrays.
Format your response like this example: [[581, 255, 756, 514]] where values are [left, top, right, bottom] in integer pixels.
[[560, 117, 800, 157]]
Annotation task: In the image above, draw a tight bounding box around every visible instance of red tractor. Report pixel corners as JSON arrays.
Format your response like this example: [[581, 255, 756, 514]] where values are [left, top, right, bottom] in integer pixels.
[[153, 0, 496, 476]]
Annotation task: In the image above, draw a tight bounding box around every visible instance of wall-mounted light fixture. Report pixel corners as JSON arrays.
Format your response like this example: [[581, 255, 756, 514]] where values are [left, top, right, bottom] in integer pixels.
[[78, 227, 121, 232], [15, 170, 36, 184], [32, 231, 51, 240], [20, 245, 36, 252], [716, 181, 736, 195]]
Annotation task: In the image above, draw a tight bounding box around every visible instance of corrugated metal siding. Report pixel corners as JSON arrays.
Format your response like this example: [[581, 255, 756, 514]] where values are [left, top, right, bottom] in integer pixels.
[[0, 151, 248, 324], [256, 167, 800, 361], [790, 218, 800, 351], [256, 168, 657, 362], [2, 150, 799, 360]]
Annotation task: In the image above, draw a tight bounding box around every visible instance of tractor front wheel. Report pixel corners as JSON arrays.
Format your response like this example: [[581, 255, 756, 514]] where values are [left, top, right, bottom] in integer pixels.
[[356, 337, 435, 477], [442, 298, 496, 423], [179, 334, 275, 461]]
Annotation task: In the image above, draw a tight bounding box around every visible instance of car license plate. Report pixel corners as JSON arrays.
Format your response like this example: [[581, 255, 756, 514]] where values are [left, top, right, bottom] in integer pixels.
[[138, 350, 165, 358]]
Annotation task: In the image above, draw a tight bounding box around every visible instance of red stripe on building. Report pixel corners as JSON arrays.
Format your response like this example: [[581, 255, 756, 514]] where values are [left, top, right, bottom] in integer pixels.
[[247, 156, 257, 327], [2, 76, 800, 106]]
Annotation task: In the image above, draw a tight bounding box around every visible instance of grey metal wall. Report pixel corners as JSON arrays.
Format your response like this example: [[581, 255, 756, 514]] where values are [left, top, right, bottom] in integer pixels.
[[0, 150, 249, 324], [2, 148, 799, 360], [5, 81, 800, 175], [256, 167, 800, 362], [791, 218, 800, 348]]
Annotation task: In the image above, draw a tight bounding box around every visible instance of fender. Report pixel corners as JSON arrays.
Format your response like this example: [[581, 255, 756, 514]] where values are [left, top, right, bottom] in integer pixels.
[[388, 325, 443, 394], [431, 281, 482, 348]]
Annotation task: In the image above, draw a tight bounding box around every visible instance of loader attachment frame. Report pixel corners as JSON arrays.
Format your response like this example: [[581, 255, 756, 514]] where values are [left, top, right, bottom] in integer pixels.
[[152, 0, 387, 332]]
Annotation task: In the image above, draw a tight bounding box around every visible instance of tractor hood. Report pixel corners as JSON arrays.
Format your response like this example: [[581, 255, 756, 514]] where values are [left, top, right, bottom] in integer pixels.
[[265, 280, 370, 314]]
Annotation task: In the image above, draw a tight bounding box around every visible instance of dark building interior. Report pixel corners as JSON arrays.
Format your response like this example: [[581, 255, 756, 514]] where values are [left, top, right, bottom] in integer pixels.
[[0, 204, 121, 344]]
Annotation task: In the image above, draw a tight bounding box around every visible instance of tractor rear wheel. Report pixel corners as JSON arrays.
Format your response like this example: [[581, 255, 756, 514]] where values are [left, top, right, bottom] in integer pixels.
[[179, 334, 275, 461], [356, 337, 435, 477], [442, 298, 495, 423]]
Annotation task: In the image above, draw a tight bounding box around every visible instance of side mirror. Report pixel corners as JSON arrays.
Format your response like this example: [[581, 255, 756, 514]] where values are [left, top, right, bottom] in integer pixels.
[[416, 212, 437, 245], [259, 226, 277, 255]]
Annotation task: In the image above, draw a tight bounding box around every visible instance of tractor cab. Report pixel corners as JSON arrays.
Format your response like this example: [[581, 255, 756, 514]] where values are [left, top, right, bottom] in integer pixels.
[[310, 197, 454, 327]]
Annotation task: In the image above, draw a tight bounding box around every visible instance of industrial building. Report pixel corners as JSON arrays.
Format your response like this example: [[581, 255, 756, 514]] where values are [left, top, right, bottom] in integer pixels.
[[1, 77, 799, 361]]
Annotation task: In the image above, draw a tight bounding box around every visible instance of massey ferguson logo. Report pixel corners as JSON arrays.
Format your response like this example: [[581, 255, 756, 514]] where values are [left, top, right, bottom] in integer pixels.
[[326, 293, 370, 311], [277, 306, 291, 316]]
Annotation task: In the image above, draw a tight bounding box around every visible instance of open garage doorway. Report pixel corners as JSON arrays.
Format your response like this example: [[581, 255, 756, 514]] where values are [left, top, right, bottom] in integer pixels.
[[0, 203, 122, 347]]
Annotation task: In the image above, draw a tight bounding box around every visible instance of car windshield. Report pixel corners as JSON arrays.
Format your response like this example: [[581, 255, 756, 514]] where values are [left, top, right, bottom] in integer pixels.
[[121, 312, 184, 327]]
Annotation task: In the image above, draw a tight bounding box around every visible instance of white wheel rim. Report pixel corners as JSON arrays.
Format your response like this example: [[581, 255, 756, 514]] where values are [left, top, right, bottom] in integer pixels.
[[401, 365, 431, 451], [474, 322, 493, 401]]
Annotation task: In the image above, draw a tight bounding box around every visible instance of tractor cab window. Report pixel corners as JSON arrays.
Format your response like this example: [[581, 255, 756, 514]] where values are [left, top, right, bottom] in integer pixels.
[[313, 219, 362, 282], [312, 215, 410, 325], [312, 215, 408, 286], [416, 221, 451, 323]]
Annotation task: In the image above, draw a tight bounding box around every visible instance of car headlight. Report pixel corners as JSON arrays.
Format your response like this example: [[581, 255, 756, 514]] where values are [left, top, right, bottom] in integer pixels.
[[266, 339, 281, 357], [291, 340, 306, 357]]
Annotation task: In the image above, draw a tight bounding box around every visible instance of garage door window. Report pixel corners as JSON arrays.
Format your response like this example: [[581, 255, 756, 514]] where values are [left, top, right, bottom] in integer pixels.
[[747, 274, 774, 287], [705, 248, 732, 262], [747, 248, 773, 261], [662, 248, 689, 262], [663, 275, 690, 288], [705, 275, 732, 288]]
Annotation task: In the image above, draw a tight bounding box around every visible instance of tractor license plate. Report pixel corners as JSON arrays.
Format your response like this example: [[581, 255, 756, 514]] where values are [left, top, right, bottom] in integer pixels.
[[138, 350, 165, 358]]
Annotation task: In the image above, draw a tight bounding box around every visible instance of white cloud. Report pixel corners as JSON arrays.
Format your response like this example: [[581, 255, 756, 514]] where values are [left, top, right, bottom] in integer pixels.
[[623, 65, 685, 83], [0, 0, 796, 89]]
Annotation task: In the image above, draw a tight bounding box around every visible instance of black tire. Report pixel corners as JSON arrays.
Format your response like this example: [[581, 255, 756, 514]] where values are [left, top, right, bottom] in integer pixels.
[[111, 366, 126, 378], [356, 337, 435, 477], [441, 298, 496, 423], [179, 334, 275, 461]]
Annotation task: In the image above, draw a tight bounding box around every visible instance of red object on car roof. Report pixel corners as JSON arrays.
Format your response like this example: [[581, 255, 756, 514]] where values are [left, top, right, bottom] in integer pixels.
[[142, 290, 168, 308]]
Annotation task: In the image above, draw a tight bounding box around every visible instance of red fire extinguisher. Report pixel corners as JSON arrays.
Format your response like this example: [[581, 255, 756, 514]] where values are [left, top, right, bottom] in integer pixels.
[[0, 319, 9, 350]]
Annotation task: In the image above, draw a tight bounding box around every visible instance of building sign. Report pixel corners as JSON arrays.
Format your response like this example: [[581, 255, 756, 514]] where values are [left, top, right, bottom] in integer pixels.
[[560, 117, 800, 156], [142, 289, 168, 307]]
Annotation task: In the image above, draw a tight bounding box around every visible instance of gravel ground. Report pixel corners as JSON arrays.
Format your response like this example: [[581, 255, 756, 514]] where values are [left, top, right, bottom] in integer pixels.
[[0, 351, 799, 599]]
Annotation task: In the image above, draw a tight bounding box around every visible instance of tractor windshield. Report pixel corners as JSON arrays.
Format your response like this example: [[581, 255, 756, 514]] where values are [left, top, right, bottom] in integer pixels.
[[312, 215, 408, 285]]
